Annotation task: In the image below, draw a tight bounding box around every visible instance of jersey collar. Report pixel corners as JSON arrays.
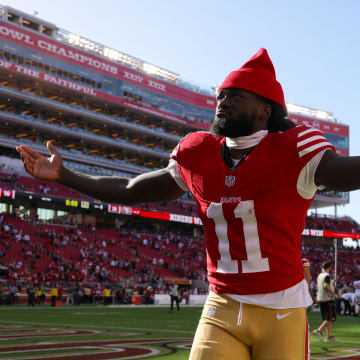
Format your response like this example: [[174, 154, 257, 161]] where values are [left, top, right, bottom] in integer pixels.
[[226, 130, 268, 149]]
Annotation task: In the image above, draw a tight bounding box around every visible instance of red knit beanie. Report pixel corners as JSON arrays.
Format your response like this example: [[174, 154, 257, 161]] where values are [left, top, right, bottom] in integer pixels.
[[218, 48, 286, 108]]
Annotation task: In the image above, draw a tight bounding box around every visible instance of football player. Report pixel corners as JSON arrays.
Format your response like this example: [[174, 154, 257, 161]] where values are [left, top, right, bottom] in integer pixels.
[[17, 48, 360, 359], [340, 291, 355, 316], [354, 279, 360, 296]]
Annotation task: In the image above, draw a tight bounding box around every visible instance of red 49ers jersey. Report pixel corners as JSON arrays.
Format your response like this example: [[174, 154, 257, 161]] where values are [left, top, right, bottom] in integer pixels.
[[171, 126, 335, 295]]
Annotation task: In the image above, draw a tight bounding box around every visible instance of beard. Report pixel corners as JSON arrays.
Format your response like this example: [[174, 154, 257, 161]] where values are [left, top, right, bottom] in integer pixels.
[[210, 112, 257, 138]]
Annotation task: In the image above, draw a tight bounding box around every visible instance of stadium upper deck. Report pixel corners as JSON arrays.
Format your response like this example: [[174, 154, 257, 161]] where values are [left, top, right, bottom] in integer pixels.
[[0, 5, 350, 209]]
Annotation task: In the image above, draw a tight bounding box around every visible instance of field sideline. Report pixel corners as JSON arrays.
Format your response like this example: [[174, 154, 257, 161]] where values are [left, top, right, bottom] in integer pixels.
[[0, 305, 359, 359]]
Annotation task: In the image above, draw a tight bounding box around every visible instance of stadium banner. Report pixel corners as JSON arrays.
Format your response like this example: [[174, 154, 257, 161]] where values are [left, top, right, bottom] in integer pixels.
[[154, 294, 207, 305], [0, 20, 216, 110], [0, 188, 15, 199], [0, 22, 351, 135], [107, 203, 202, 224], [0, 59, 209, 129], [105, 202, 360, 235], [7, 191, 360, 237], [3, 58, 351, 136], [288, 114, 348, 137]]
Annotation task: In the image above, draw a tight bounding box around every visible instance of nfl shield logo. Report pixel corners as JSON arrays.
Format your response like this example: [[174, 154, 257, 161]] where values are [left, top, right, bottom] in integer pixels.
[[225, 175, 235, 187], [207, 306, 216, 318]]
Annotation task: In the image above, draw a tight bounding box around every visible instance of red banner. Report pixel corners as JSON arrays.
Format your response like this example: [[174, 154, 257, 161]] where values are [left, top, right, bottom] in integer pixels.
[[302, 228, 360, 240], [107, 202, 360, 239], [107, 203, 202, 225], [0, 188, 15, 199], [1, 21, 352, 140], [0, 184, 357, 239], [0, 59, 210, 128], [0, 60, 348, 145], [0, 21, 216, 110], [288, 113, 349, 137]]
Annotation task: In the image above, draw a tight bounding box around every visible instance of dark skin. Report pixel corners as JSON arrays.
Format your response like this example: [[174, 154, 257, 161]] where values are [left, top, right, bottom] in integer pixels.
[[212, 88, 271, 159], [15, 88, 359, 204]]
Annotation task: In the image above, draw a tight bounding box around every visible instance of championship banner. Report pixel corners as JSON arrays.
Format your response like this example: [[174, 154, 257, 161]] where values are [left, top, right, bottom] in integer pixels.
[[0, 20, 217, 110], [0, 59, 211, 129]]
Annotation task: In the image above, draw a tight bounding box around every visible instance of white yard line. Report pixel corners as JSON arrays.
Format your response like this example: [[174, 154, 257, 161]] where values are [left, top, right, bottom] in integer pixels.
[[336, 339, 360, 345], [0, 320, 194, 334]]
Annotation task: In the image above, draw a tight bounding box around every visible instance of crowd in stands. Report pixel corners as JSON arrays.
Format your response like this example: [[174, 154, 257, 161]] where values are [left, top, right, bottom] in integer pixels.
[[1, 208, 360, 307], [1, 167, 360, 307], [0, 170, 92, 201], [302, 239, 360, 300], [0, 212, 207, 298], [305, 213, 360, 233]]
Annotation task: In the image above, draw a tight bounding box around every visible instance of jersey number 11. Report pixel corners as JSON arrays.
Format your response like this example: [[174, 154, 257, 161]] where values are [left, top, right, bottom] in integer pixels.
[[207, 200, 270, 274]]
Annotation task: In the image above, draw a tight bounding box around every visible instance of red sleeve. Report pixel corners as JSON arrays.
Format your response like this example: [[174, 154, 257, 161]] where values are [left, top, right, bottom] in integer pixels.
[[296, 125, 335, 160], [170, 131, 213, 192], [170, 132, 210, 166]]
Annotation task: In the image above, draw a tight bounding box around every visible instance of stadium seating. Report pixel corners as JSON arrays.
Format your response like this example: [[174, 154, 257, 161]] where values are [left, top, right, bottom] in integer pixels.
[[0, 214, 206, 288], [0, 170, 198, 217], [1, 170, 360, 297], [1, 209, 360, 298]]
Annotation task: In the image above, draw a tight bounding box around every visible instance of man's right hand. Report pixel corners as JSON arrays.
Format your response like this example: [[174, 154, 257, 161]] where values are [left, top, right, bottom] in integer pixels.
[[16, 141, 63, 181]]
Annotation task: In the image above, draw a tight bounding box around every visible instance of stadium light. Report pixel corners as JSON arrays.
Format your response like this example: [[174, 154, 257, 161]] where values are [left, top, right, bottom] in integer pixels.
[[143, 63, 160, 75], [286, 102, 335, 122], [65, 32, 179, 82]]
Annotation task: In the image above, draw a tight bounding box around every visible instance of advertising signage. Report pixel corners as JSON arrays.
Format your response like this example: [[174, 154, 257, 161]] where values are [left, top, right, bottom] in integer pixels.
[[0, 21, 216, 110]]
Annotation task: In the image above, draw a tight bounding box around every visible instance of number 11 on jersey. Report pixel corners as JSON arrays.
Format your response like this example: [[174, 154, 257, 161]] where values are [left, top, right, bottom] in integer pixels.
[[207, 201, 270, 274]]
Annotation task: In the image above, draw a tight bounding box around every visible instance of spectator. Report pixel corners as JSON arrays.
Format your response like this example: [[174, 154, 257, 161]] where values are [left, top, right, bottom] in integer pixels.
[[169, 281, 180, 313], [50, 285, 58, 307], [103, 286, 111, 306], [313, 262, 339, 342], [27, 283, 35, 306]]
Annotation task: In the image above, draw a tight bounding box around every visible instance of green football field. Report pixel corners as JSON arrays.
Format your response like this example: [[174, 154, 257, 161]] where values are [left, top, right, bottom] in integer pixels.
[[0, 305, 359, 359]]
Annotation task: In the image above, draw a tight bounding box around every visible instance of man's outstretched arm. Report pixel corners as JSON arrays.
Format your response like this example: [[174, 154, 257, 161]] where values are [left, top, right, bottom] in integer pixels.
[[59, 167, 185, 205], [315, 150, 360, 192], [16, 141, 185, 205]]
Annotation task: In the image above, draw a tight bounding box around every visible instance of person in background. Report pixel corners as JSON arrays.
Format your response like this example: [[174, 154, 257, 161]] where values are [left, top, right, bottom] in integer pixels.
[[66, 285, 74, 305], [50, 285, 58, 307], [313, 262, 339, 342], [40, 287, 46, 305], [103, 286, 111, 306], [35, 287, 42, 304], [354, 292, 360, 317], [9, 283, 17, 305], [84, 286, 91, 304], [27, 283, 35, 306], [169, 280, 180, 313], [340, 291, 354, 316], [354, 279, 360, 299]]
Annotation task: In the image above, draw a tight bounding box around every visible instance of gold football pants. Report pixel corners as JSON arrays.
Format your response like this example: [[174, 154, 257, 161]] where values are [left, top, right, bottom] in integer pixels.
[[189, 292, 309, 360]]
